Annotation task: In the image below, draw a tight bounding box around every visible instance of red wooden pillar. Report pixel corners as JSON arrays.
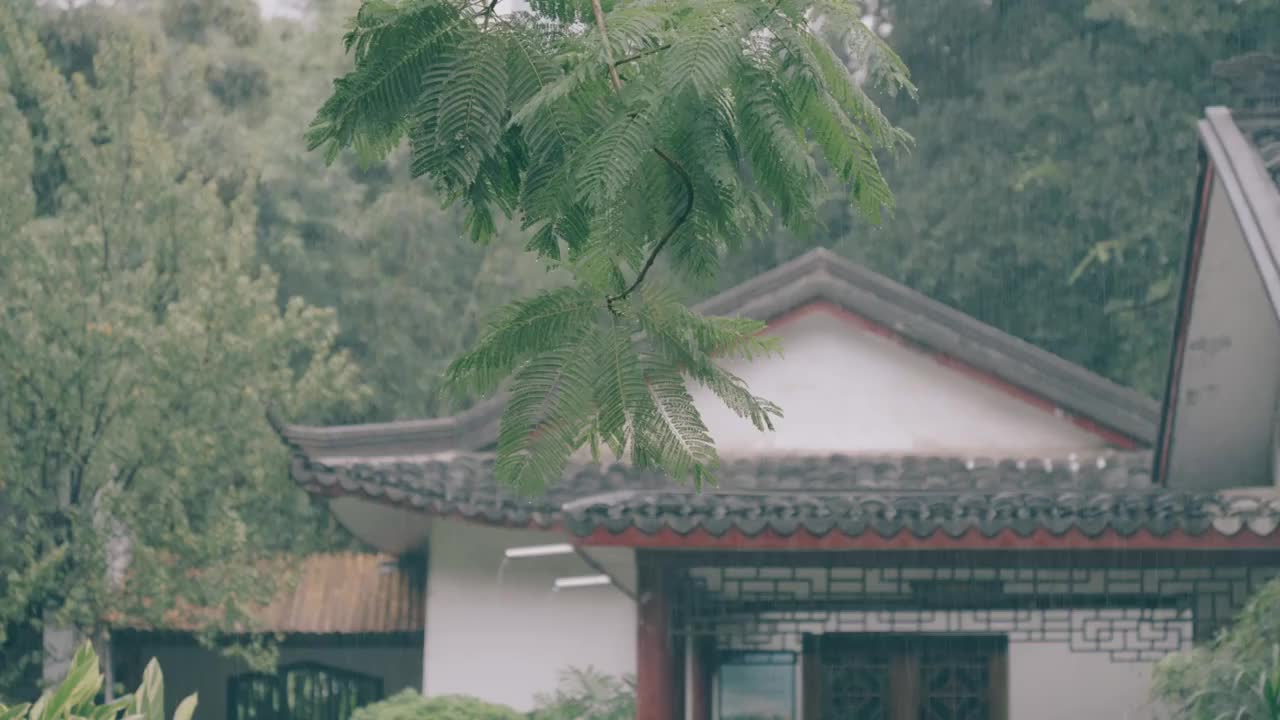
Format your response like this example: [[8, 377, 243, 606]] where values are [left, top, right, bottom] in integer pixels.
[[637, 554, 678, 720], [688, 636, 715, 720]]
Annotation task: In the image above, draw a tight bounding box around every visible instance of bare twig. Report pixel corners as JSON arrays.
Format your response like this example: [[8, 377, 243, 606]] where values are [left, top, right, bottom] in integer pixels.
[[591, 0, 624, 92], [589, 3, 694, 314], [616, 43, 672, 67], [606, 148, 696, 314]]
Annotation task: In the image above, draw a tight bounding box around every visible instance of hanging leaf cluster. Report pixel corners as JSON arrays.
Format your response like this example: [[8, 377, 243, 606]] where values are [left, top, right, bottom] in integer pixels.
[[307, 0, 913, 493]]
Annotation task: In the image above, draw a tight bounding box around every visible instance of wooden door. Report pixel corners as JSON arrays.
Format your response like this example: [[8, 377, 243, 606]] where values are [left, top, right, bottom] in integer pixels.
[[802, 635, 1007, 720]]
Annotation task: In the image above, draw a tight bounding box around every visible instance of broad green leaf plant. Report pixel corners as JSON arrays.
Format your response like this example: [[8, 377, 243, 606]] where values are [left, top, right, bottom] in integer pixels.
[[0, 642, 196, 720], [309, 0, 914, 492]]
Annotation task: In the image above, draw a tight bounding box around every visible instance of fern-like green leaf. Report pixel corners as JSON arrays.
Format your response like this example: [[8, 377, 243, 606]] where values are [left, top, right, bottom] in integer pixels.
[[307, 0, 472, 165], [311, 0, 913, 493], [408, 34, 509, 191], [446, 286, 600, 396], [575, 98, 657, 208], [801, 32, 911, 150], [591, 319, 650, 454], [634, 359, 718, 486], [495, 329, 599, 495], [735, 66, 820, 227], [638, 286, 783, 433], [662, 9, 742, 99]]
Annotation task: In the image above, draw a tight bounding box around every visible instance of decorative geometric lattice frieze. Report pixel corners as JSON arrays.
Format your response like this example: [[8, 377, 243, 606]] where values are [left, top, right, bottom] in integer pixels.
[[670, 561, 1280, 662]]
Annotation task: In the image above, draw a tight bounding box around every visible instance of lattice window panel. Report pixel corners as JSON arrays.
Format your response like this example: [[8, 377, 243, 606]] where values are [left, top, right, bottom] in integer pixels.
[[821, 647, 891, 720], [918, 646, 992, 720], [670, 562, 1280, 661]]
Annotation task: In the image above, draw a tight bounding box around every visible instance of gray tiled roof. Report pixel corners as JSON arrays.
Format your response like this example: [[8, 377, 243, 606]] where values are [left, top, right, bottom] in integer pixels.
[[1237, 112, 1280, 187], [1214, 52, 1280, 187], [290, 451, 1280, 538], [277, 248, 1161, 460]]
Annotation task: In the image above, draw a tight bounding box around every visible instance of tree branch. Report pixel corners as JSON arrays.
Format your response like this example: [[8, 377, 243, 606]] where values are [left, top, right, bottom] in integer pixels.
[[591, 0, 623, 92], [606, 148, 696, 314], [587, 1, 702, 314], [616, 44, 672, 67]]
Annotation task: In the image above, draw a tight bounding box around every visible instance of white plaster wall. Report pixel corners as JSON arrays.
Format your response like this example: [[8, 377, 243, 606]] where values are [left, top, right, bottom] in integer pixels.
[[1009, 643, 1165, 720], [689, 308, 1106, 457], [1167, 176, 1280, 490], [422, 519, 637, 711], [124, 643, 422, 720]]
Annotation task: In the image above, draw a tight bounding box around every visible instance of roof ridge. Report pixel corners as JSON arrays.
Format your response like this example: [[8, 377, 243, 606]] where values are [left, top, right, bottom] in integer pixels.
[[307, 448, 1153, 470], [282, 247, 1160, 459]]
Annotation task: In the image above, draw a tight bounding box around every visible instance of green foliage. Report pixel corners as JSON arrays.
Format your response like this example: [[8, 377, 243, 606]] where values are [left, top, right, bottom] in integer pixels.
[[160, 0, 261, 46], [348, 670, 635, 720], [529, 668, 635, 720], [0, 642, 196, 720], [350, 690, 522, 720], [0, 0, 366, 689], [1154, 580, 1280, 719], [310, 0, 913, 490]]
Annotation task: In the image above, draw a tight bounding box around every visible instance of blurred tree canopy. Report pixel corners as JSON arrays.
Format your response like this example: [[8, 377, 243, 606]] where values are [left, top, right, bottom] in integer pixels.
[[0, 0, 365, 697]]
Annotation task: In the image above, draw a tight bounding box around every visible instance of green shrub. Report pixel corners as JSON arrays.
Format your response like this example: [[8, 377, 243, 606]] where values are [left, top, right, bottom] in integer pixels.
[[350, 690, 522, 720], [0, 641, 196, 720], [1154, 579, 1280, 719], [530, 668, 635, 720]]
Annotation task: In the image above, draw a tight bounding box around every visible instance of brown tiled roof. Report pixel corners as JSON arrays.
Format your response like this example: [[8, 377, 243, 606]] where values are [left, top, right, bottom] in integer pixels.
[[111, 553, 423, 635]]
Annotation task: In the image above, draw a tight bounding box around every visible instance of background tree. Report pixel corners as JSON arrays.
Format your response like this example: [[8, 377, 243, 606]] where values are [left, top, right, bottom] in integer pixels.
[[0, 1, 365, 697], [174, 0, 564, 420]]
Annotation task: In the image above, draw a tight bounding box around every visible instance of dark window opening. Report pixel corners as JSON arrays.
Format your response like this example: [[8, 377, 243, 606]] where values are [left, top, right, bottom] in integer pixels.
[[227, 662, 384, 720], [719, 651, 797, 720]]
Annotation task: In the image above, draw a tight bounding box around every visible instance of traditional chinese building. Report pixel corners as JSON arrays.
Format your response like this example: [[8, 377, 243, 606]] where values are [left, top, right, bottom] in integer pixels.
[[126, 55, 1280, 720], [279, 212, 1280, 719]]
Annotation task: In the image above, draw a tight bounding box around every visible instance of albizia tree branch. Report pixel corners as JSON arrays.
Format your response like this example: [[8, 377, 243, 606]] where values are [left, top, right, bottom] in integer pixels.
[[306, 0, 915, 493]]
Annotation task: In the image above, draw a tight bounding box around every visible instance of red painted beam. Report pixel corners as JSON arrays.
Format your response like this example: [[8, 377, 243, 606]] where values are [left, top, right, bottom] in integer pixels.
[[580, 525, 1280, 551], [636, 558, 677, 720]]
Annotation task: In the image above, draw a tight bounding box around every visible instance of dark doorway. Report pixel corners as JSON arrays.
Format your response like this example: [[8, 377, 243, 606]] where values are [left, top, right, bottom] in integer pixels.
[[802, 634, 1008, 720]]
